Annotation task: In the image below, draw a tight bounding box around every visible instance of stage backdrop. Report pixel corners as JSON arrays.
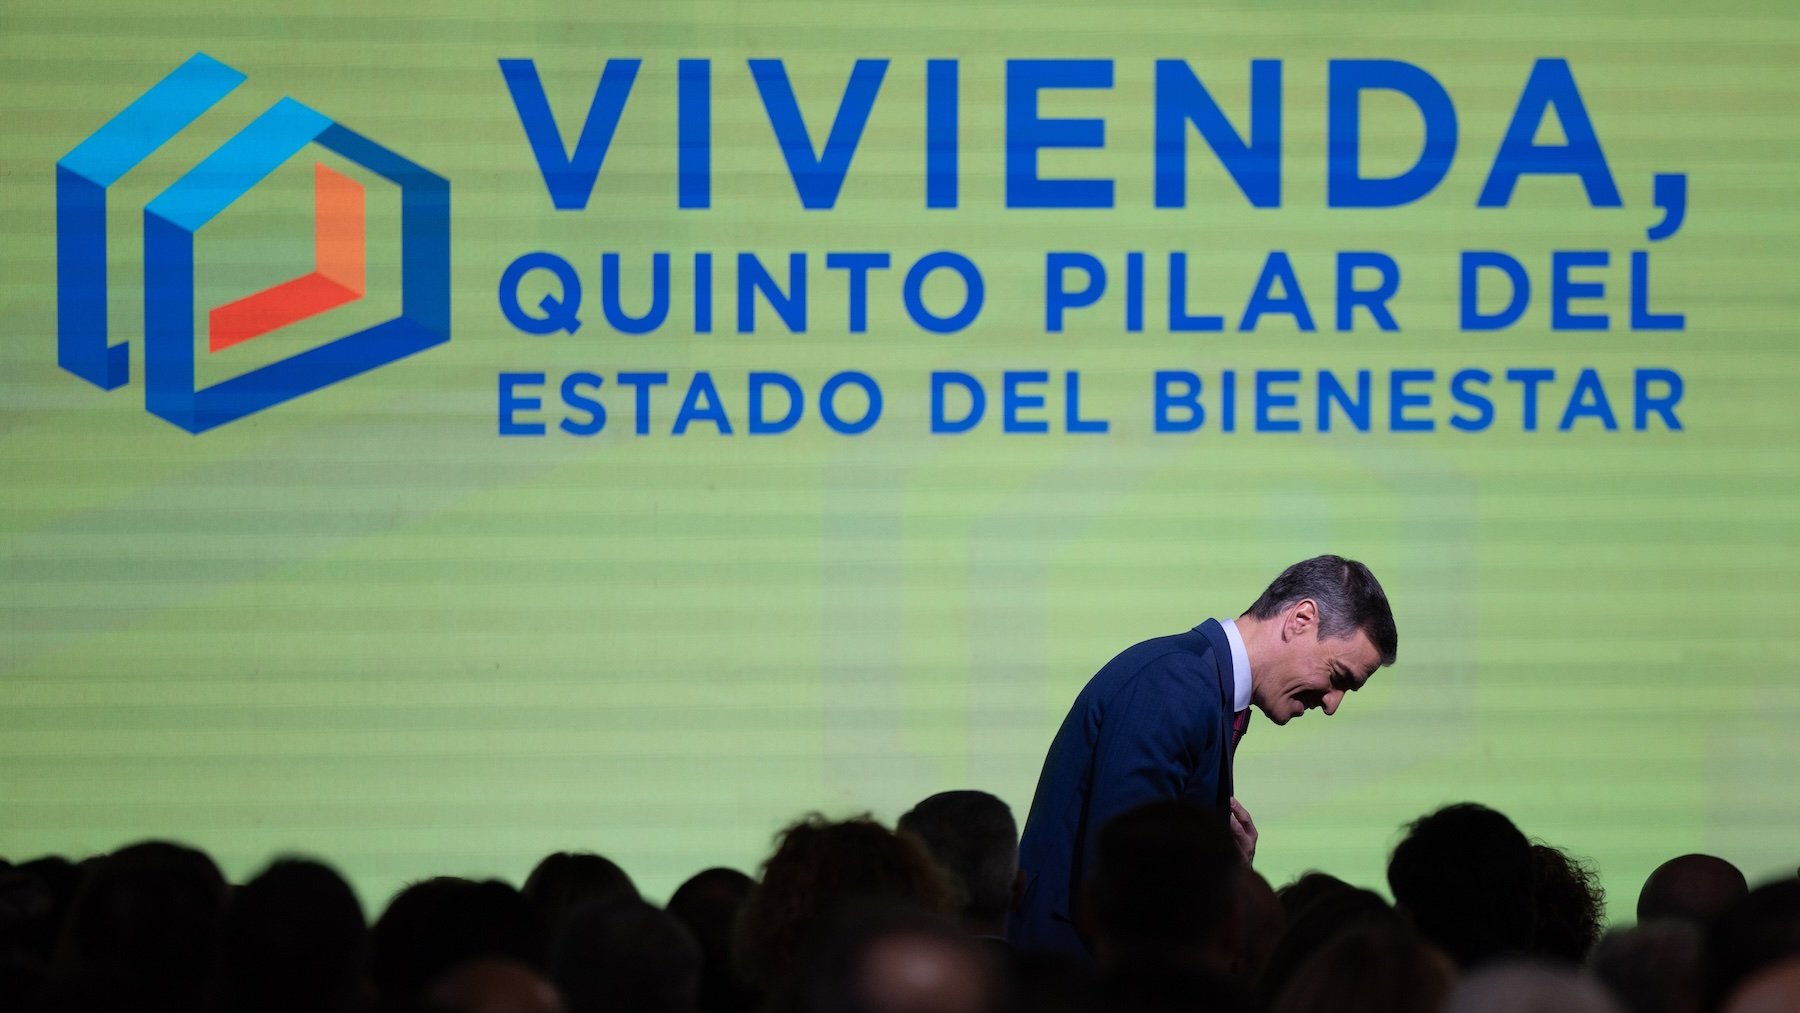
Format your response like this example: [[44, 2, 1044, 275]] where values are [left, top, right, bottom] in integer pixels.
[[3, 0, 1797, 917]]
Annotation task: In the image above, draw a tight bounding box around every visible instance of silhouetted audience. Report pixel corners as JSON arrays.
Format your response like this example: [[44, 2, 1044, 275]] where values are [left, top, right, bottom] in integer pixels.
[[1, 857, 82, 984], [524, 853, 640, 941], [1591, 920, 1703, 1013], [1387, 803, 1536, 969], [794, 904, 1002, 1013], [56, 840, 229, 1013], [1444, 962, 1623, 1013], [222, 858, 367, 1013], [666, 868, 758, 1013], [1274, 872, 1354, 921], [2, 797, 1783, 1013], [1640, 856, 1749, 929], [1, 857, 77, 1008], [1086, 801, 1249, 1012], [1531, 843, 1606, 964], [553, 899, 699, 1013], [426, 958, 564, 1013], [1088, 801, 1240, 969], [1254, 883, 1396, 1011], [1720, 957, 1800, 1013], [1269, 919, 1455, 1013], [1231, 869, 1286, 984], [897, 790, 1022, 942], [733, 814, 952, 1011], [1700, 879, 1800, 1012], [370, 877, 544, 1013]]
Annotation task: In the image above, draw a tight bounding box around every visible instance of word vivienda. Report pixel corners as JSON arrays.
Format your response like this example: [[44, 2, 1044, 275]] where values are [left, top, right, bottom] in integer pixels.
[[498, 57, 1659, 212]]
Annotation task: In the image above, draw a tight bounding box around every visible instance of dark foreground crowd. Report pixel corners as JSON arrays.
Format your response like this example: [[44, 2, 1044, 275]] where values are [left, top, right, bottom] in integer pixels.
[[2, 794, 1796, 1013]]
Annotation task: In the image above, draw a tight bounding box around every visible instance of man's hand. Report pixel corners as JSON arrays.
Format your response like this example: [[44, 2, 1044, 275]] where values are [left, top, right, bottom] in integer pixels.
[[1229, 797, 1258, 864]]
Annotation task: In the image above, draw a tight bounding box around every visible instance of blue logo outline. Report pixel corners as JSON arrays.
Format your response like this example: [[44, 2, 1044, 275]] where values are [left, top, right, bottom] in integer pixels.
[[56, 53, 450, 433]]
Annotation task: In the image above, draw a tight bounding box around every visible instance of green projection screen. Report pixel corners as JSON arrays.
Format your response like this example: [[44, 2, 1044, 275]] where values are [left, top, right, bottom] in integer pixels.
[[3, 0, 1797, 916]]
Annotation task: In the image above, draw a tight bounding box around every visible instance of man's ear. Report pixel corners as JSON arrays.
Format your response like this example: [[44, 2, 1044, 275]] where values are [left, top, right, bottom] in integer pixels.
[[1284, 599, 1318, 641]]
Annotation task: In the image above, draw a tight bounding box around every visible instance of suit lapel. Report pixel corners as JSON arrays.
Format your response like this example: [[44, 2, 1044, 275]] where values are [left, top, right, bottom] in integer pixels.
[[1195, 619, 1237, 804]]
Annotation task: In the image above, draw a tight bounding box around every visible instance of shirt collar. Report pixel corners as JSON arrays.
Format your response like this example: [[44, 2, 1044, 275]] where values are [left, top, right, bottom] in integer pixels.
[[1220, 618, 1253, 713]]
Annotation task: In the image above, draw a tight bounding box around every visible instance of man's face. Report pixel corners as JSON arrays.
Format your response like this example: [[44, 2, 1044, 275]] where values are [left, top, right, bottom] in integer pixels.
[[1251, 605, 1384, 725]]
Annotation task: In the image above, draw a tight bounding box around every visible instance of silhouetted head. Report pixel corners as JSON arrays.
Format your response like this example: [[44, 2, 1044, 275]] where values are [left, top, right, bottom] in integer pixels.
[[1444, 962, 1622, 1013], [1087, 801, 1242, 970], [1269, 920, 1456, 1013], [794, 904, 1001, 1013], [1640, 856, 1748, 929], [897, 791, 1020, 935], [371, 877, 543, 1013], [1702, 880, 1800, 1012], [1254, 884, 1396, 1011], [666, 868, 757, 1013], [523, 853, 639, 940], [222, 857, 367, 1013], [0, 855, 84, 1011], [1388, 803, 1535, 968], [1722, 957, 1800, 1013], [1590, 921, 1703, 1013], [1275, 871, 1355, 921], [1232, 869, 1286, 983], [733, 814, 951, 1003], [1531, 843, 1606, 964], [1, 856, 82, 971], [425, 957, 563, 1013], [553, 899, 699, 1013], [59, 840, 229, 1012]]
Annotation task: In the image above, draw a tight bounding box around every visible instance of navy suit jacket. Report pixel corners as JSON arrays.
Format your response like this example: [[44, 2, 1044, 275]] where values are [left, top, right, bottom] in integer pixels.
[[1007, 620, 1238, 956]]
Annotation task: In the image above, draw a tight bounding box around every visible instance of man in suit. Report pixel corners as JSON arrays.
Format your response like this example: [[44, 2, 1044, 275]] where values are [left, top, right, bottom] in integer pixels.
[[1008, 555, 1398, 956]]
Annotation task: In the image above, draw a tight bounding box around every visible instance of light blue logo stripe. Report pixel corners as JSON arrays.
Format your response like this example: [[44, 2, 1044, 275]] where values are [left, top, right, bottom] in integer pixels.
[[59, 53, 245, 187], [146, 97, 333, 232]]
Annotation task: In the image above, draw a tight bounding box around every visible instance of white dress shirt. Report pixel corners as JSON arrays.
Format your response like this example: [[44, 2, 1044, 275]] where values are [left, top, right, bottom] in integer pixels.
[[1220, 617, 1253, 714]]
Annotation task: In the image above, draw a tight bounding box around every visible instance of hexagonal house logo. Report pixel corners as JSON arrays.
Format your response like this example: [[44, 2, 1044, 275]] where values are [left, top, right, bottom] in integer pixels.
[[57, 53, 449, 433]]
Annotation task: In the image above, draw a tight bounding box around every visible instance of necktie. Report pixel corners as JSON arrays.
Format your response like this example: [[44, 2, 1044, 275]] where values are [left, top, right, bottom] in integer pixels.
[[1232, 708, 1251, 749]]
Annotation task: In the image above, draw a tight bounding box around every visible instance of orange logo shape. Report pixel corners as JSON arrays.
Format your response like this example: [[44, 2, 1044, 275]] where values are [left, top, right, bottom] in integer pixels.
[[208, 162, 365, 352]]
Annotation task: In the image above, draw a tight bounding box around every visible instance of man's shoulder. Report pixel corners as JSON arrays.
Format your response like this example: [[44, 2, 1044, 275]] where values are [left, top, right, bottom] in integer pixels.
[[1108, 626, 1221, 669], [1089, 626, 1226, 695]]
